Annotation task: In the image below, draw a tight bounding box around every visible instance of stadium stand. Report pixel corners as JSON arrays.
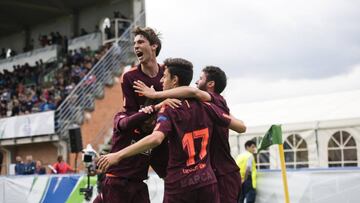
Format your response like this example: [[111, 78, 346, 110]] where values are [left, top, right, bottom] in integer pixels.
[[0, 0, 145, 177]]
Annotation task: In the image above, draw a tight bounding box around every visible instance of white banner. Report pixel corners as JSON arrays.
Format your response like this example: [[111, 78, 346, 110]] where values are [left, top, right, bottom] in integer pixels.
[[68, 32, 102, 51], [0, 45, 58, 72], [257, 169, 360, 203], [0, 111, 55, 139]]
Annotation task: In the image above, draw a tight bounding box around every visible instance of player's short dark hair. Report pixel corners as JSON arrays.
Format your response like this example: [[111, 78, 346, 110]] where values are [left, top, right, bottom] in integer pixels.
[[133, 26, 162, 56], [245, 140, 256, 148], [202, 66, 227, 94], [164, 58, 193, 86]]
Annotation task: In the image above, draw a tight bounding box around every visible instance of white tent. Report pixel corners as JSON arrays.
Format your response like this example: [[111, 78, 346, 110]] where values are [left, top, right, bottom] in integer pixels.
[[228, 89, 360, 169]]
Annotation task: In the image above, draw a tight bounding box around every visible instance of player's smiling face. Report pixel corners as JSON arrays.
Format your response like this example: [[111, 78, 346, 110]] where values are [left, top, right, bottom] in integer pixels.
[[161, 68, 174, 90], [133, 34, 156, 64], [196, 71, 207, 91]]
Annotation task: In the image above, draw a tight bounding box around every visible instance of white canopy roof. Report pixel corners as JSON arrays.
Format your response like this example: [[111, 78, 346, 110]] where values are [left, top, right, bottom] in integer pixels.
[[230, 89, 360, 128]]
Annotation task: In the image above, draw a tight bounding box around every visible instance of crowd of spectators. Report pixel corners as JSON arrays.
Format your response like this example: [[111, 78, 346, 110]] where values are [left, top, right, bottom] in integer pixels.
[[14, 155, 46, 175], [0, 48, 17, 59], [14, 155, 74, 175], [0, 44, 110, 119], [38, 32, 66, 48], [0, 11, 127, 119]]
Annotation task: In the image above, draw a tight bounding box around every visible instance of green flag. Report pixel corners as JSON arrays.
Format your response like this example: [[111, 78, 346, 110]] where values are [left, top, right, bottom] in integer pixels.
[[258, 124, 283, 152]]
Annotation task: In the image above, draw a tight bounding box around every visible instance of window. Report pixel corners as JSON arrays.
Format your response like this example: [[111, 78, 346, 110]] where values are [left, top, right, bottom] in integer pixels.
[[283, 134, 309, 169], [251, 137, 270, 169], [328, 131, 357, 167]]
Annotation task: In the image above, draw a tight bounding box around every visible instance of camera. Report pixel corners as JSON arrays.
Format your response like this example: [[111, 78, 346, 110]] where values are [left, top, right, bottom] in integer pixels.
[[80, 144, 98, 201], [82, 149, 97, 175]]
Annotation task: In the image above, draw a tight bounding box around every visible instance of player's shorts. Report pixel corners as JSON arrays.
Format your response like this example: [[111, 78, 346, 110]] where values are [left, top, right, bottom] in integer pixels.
[[217, 171, 242, 203], [163, 183, 220, 203], [98, 176, 150, 203]]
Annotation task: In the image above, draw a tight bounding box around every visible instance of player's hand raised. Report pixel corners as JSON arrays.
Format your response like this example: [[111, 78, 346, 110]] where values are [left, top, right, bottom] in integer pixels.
[[96, 153, 120, 173], [133, 80, 156, 99]]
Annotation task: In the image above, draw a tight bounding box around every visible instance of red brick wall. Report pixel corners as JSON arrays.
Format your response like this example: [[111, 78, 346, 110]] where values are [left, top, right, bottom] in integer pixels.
[[70, 76, 124, 172]]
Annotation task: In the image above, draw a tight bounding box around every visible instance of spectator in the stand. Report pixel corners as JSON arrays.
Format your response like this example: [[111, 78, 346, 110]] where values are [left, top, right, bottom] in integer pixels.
[[55, 32, 63, 45], [11, 99, 20, 116], [104, 25, 112, 39], [62, 36, 68, 55], [0, 101, 7, 117], [0, 48, 5, 59], [39, 98, 56, 112], [35, 160, 46, 175], [114, 11, 120, 18], [39, 35, 49, 47], [15, 156, 25, 175], [52, 155, 74, 174], [49, 32, 57, 45], [10, 49, 17, 57], [24, 155, 36, 175], [1, 88, 11, 102], [24, 94, 34, 113], [80, 28, 88, 36]]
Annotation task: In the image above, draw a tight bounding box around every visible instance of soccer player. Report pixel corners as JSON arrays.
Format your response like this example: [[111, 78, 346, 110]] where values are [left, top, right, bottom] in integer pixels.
[[97, 58, 246, 203], [97, 26, 168, 203], [123, 26, 169, 180], [133, 66, 245, 203]]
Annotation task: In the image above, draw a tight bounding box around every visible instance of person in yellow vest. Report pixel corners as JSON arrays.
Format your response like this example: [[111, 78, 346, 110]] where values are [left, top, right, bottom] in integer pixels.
[[236, 140, 257, 203]]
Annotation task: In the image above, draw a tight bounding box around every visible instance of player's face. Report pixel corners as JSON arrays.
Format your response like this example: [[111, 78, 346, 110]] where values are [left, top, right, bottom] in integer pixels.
[[161, 68, 173, 90], [133, 34, 156, 64], [195, 71, 207, 91]]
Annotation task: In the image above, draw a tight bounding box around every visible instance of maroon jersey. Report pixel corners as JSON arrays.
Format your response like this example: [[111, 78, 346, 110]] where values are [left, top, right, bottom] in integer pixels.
[[154, 99, 231, 194], [208, 92, 240, 176], [122, 64, 164, 113], [107, 111, 153, 180], [119, 64, 168, 178]]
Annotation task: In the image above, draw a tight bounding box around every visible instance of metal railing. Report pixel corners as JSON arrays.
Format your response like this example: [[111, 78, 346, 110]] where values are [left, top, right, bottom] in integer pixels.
[[55, 11, 145, 137]]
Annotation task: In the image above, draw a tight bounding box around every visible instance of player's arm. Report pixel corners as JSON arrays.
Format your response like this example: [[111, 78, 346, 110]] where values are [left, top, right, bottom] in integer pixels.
[[97, 131, 165, 172], [114, 111, 154, 131], [224, 114, 247, 133], [133, 80, 211, 101], [204, 102, 246, 133]]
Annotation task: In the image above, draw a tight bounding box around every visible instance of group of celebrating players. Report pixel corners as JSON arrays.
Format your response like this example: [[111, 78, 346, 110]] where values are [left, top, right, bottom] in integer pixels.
[[95, 26, 247, 203]]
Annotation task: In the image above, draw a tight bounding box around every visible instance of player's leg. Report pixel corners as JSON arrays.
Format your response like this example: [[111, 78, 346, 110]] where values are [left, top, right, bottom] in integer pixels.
[[101, 177, 133, 203], [92, 193, 103, 203], [217, 171, 241, 203], [197, 183, 220, 203], [130, 181, 150, 203], [163, 191, 195, 203]]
